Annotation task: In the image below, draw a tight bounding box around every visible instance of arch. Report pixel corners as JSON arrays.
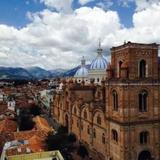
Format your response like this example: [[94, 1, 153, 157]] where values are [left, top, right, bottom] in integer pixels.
[[139, 59, 146, 78], [97, 114, 101, 125], [139, 131, 149, 144], [84, 110, 87, 119], [112, 129, 118, 142], [139, 90, 148, 112], [74, 107, 77, 115], [81, 105, 90, 121], [138, 150, 151, 160], [93, 110, 105, 128], [112, 90, 118, 111]]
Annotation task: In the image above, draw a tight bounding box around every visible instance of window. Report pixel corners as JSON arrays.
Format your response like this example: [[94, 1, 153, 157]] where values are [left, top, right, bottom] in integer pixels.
[[112, 90, 118, 111], [87, 125, 90, 134], [139, 90, 148, 112], [140, 131, 149, 144], [74, 107, 77, 115], [118, 61, 123, 78], [84, 110, 87, 119], [93, 128, 96, 138], [97, 115, 101, 125], [102, 133, 105, 144], [97, 78, 99, 82], [112, 129, 118, 142], [139, 60, 146, 78]]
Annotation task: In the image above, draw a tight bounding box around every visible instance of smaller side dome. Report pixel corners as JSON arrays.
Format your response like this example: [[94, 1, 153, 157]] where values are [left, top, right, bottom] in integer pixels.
[[74, 67, 88, 77], [74, 56, 88, 78]]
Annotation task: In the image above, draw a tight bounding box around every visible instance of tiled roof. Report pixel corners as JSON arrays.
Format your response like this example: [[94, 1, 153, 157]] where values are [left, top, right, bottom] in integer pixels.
[[0, 119, 17, 133], [33, 116, 53, 134], [13, 130, 46, 140], [6, 135, 45, 156]]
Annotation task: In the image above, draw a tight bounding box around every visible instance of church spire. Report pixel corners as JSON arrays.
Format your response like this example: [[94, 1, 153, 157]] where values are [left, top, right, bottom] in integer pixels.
[[81, 56, 86, 66], [97, 38, 103, 56]]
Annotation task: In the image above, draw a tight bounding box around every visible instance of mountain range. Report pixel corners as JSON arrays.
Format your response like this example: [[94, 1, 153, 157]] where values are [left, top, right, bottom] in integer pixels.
[[0, 65, 90, 80]]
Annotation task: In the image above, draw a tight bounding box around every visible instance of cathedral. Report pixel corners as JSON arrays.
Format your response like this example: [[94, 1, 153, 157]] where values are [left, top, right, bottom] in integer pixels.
[[52, 42, 160, 160]]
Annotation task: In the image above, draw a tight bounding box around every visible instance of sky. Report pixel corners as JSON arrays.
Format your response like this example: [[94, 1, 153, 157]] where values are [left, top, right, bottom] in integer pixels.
[[0, 0, 160, 69]]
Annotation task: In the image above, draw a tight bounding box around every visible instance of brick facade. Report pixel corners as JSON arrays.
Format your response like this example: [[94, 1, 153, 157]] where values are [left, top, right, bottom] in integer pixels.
[[52, 42, 160, 160]]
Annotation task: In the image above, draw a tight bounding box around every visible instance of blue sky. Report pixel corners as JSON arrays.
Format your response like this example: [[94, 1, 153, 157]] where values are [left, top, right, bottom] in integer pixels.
[[0, 0, 135, 28], [0, 0, 159, 69]]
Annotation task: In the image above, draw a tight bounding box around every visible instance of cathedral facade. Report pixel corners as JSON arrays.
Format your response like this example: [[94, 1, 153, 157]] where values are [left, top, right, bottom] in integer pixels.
[[52, 42, 160, 160]]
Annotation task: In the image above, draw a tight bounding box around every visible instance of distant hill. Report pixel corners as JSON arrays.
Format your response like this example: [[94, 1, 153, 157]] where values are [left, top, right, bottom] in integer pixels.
[[0, 67, 33, 80], [26, 67, 52, 79], [0, 65, 90, 80]]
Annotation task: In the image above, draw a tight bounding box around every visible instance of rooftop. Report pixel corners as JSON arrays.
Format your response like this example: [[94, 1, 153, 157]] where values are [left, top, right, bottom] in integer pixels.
[[6, 150, 64, 160]]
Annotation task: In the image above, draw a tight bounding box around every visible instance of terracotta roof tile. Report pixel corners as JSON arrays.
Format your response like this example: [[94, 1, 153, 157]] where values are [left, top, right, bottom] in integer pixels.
[[0, 119, 17, 133], [33, 116, 53, 134]]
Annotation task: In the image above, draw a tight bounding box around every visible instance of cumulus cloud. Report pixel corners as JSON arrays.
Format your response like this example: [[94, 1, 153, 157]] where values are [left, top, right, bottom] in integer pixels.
[[39, 0, 73, 13], [0, 1, 160, 69], [79, 0, 94, 5], [135, 0, 160, 11]]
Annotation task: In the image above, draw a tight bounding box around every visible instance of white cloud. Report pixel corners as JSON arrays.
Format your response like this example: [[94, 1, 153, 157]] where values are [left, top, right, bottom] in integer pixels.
[[96, 0, 113, 10], [39, 0, 73, 13], [135, 0, 160, 11], [0, 2, 160, 69], [79, 0, 94, 5]]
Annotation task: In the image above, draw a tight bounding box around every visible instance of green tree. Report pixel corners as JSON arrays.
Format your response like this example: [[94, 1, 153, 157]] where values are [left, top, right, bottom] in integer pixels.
[[77, 145, 89, 159]]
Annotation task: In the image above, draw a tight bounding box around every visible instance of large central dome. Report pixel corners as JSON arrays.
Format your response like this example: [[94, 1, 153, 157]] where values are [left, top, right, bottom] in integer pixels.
[[90, 47, 108, 70]]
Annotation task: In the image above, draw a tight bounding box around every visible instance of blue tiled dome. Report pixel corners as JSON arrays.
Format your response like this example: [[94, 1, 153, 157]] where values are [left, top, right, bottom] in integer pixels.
[[75, 67, 88, 77], [90, 56, 108, 70], [90, 44, 108, 70], [74, 56, 88, 77]]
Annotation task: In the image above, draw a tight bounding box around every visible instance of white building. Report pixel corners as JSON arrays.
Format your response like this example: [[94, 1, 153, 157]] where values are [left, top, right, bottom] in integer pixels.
[[7, 99, 16, 111]]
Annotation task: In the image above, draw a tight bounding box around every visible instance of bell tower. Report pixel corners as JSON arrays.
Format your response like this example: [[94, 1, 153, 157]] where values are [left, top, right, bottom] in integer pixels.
[[106, 42, 160, 160]]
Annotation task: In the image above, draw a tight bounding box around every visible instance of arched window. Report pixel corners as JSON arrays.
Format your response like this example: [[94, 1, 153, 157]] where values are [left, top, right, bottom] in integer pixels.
[[93, 128, 96, 138], [84, 110, 87, 119], [112, 129, 118, 142], [112, 90, 118, 111], [140, 131, 149, 144], [102, 133, 105, 144], [97, 115, 101, 125], [74, 107, 77, 115], [118, 61, 123, 78], [87, 125, 90, 134], [139, 60, 146, 78], [139, 90, 148, 112]]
